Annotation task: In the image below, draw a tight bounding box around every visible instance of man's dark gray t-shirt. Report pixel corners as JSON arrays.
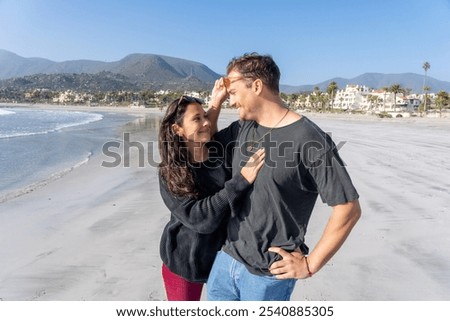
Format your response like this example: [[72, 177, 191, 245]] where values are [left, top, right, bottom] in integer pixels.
[[222, 116, 359, 276]]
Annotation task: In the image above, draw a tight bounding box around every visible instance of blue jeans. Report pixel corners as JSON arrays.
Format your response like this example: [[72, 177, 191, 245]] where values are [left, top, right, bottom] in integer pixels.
[[207, 250, 297, 301]]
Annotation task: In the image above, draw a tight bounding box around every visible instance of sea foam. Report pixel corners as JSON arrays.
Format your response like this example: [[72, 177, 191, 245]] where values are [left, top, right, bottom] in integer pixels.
[[0, 108, 103, 139], [0, 109, 16, 116]]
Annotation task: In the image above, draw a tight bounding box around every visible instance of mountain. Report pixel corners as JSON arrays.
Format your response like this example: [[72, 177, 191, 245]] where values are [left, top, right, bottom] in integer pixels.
[[3, 49, 450, 94], [0, 50, 55, 79], [281, 73, 450, 94], [0, 49, 220, 90], [0, 72, 139, 92]]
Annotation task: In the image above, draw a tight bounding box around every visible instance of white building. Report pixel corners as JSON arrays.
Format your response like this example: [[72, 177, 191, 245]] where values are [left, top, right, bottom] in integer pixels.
[[331, 85, 420, 112], [332, 85, 371, 110], [53, 90, 78, 104]]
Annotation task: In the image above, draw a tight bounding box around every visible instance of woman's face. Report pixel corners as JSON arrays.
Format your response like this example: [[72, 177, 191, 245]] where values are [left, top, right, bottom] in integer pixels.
[[175, 103, 211, 143]]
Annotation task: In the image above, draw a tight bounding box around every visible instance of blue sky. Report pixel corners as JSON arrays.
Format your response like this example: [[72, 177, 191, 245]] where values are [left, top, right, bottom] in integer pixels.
[[1, 0, 449, 85]]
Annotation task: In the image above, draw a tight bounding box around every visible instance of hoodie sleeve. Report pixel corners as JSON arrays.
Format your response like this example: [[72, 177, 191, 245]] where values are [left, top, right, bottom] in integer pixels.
[[159, 172, 251, 234]]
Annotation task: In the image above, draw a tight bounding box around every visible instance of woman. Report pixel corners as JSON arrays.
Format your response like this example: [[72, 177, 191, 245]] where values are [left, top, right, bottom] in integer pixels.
[[158, 80, 265, 301]]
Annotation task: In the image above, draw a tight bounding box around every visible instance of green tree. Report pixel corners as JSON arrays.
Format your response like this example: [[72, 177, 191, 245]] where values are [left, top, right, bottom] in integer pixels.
[[318, 93, 329, 112], [420, 85, 431, 114], [312, 86, 323, 111], [160, 92, 180, 106], [381, 86, 389, 112], [389, 84, 402, 111], [298, 94, 307, 109], [367, 94, 379, 111], [326, 81, 338, 111], [435, 90, 449, 117], [289, 93, 299, 109], [422, 61, 431, 114], [339, 96, 344, 110], [140, 90, 156, 106]]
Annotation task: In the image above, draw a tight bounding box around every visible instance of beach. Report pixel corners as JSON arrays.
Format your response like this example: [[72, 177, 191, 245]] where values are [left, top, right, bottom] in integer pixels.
[[0, 104, 449, 301]]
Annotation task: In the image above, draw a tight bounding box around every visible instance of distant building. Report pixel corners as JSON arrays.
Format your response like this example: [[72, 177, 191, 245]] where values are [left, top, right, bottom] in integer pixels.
[[331, 84, 422, 112], [333, 85, 370, 110]]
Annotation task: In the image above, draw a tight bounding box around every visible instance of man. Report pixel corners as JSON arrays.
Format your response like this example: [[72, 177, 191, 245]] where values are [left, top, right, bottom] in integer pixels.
[[207, 53, 361, 301]]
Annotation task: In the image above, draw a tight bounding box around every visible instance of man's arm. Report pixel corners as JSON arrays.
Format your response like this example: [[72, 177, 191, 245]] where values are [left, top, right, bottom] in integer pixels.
[[269, 199, 361, 279], [206, 77, 228, 135]]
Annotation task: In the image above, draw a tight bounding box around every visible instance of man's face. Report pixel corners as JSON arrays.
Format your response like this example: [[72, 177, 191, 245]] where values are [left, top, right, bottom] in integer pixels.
[[225, 70, 255, 121]]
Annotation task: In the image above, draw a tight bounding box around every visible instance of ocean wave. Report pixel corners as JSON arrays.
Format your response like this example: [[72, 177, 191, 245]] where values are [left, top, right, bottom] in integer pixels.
[[0, 110, 103, 139], [0, 152, 93, 204], [0, 109, 15, 116], [54, 112, 104, 132]]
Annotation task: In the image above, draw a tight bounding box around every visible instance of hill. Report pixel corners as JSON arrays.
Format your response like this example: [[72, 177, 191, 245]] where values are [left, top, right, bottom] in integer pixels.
[[2, 49, 450, 94], [0, 49, 220, 91], [0, 72, 138, 92]]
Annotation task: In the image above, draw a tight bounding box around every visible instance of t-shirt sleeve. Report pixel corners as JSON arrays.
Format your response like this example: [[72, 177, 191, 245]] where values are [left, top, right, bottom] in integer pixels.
[[304, 133, 359, 206]]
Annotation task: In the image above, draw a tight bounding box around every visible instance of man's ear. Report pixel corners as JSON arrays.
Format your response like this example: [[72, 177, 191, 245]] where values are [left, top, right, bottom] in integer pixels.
[[253, 79, 263, 95], [172, 124, 183, 137]]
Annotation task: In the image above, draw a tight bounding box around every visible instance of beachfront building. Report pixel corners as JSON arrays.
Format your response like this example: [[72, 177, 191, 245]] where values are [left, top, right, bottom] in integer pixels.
[[52, 90, 86, 104], [332, 85, 371, 110], [403, 94, 422, 111], [331, 85, 417, 112]]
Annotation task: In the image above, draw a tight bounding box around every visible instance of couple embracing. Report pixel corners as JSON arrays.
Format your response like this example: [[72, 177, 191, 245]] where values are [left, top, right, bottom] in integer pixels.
[[158, 53, 361, 301]]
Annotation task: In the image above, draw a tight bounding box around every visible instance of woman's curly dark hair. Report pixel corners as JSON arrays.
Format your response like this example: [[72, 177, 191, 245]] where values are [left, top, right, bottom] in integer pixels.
[[158, 97, 200, 198]]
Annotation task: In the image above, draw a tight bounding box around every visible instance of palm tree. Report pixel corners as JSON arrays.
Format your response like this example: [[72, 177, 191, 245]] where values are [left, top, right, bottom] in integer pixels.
[[389, 84, 402, 111], [326, 81, 338, 111], [280, 92, 289, 106], [435, 90, 449, 117], [289, 93, 299, 108], [367, 94, 378, 111], [422, 61, 431, 114], [377, 97, 383, 111], [381, 86, 389, 112], [339, 96, 344, 110], [422, 85, 431, 114], [298, 94, 307, 109], [318, 93, 329, 112], [311, 86, 322, 111]]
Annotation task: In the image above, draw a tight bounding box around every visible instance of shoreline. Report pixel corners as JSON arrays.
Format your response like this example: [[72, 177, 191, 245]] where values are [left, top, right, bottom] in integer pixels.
[[2, 101, 449, 125], [0, 109, 166, 300], [0, 102, 165, 115], [0, 153, 92, 204], [0, 106, 151, 204]]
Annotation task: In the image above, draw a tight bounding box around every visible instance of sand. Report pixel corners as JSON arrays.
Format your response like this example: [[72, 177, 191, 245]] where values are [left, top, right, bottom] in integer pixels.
[[0, 104, 449, 301]]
